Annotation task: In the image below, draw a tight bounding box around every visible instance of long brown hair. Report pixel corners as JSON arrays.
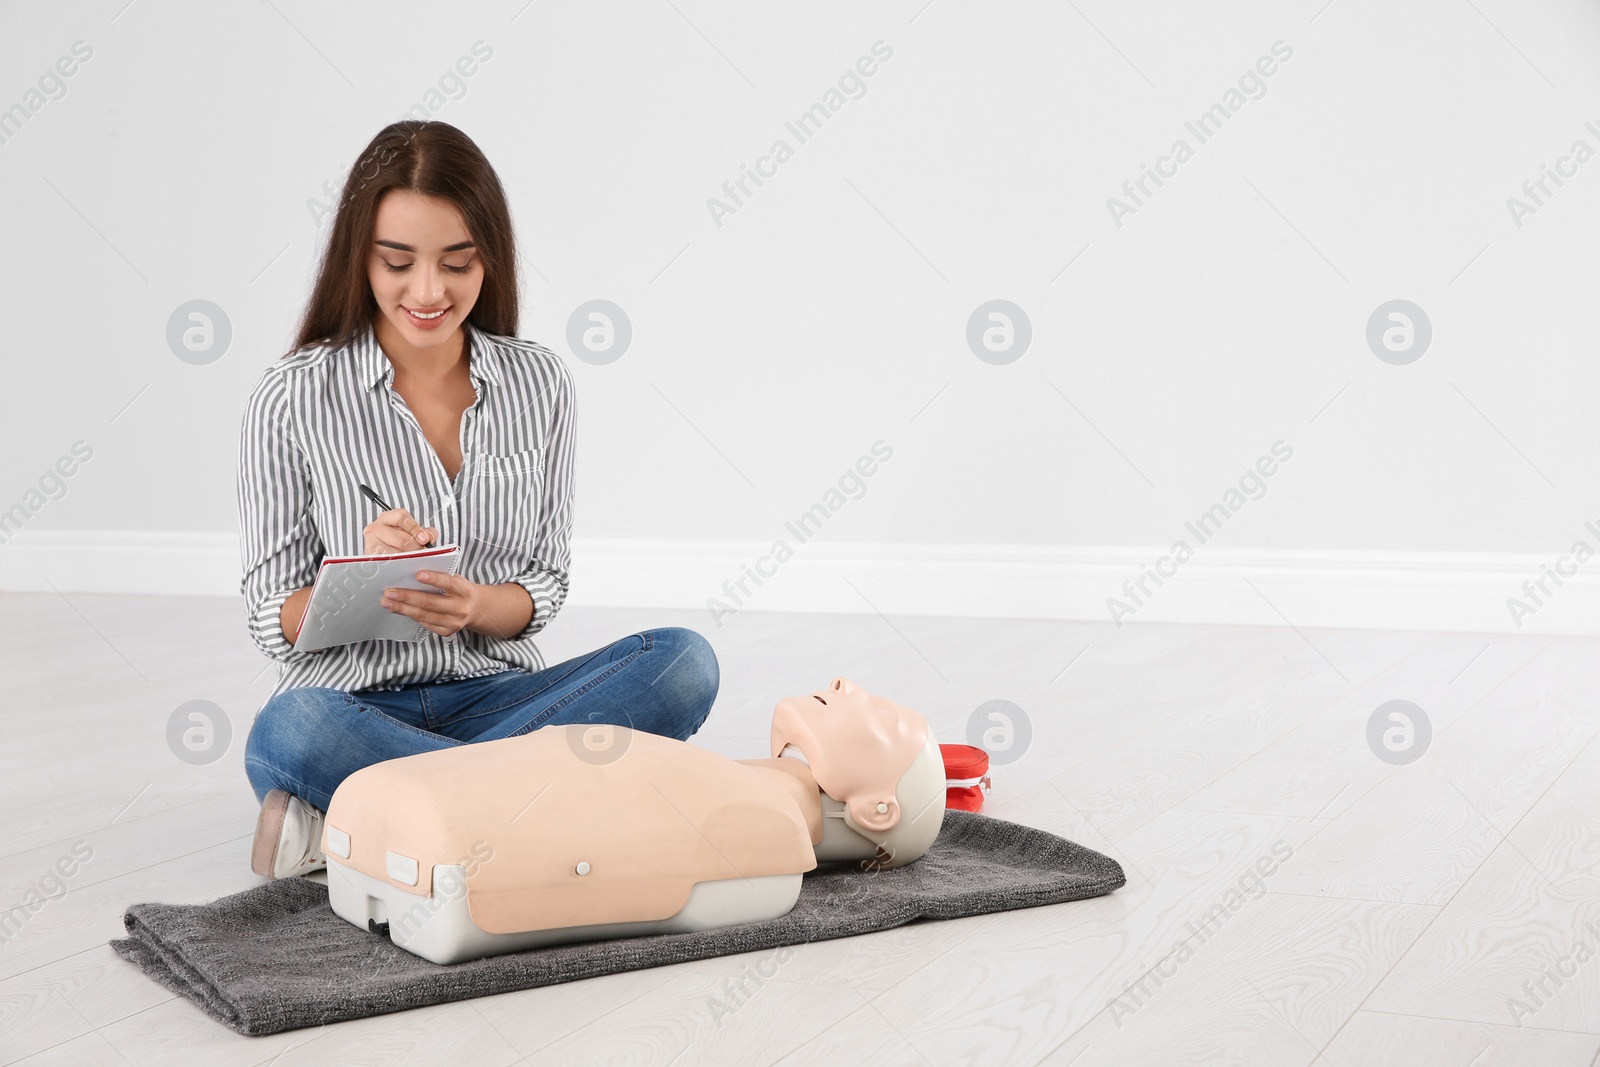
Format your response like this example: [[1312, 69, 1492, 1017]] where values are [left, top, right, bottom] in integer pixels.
[[286, 120, 520, 358]]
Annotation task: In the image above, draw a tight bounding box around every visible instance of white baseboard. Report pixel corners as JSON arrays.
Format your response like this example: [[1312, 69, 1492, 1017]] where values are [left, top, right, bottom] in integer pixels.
[[1, 530, 1595, 636]]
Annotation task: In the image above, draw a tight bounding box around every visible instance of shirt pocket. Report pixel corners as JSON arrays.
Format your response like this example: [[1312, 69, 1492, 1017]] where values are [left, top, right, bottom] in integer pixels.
[[475, 447, 544, 478], [467, 448, 545, 565]]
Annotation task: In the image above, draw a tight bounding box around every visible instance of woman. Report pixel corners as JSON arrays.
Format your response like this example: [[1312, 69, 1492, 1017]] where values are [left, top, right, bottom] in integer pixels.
[[238, 121, 718, 880]]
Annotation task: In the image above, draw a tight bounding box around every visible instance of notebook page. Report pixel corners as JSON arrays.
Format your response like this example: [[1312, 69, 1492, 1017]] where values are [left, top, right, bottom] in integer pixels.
[[292, 544, 462, 653]]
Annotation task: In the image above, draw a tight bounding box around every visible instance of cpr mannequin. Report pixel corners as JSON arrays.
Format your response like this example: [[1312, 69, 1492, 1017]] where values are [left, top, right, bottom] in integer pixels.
[[321, 677, 947, 964]]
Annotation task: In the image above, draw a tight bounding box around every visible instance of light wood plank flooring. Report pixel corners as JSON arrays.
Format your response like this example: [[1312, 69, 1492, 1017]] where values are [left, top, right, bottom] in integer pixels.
[[2, 591, 1597, 1066]]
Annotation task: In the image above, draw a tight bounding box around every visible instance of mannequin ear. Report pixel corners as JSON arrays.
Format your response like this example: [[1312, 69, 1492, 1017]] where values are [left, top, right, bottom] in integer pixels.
[[848, 795, 899, 832]]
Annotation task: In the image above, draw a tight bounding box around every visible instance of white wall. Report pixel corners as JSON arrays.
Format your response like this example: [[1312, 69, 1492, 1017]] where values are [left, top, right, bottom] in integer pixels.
[[3, 0, 1599, 635]]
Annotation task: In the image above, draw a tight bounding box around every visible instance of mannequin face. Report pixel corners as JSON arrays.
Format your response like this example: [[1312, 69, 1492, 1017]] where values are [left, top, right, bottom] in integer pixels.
[[366, 189, 484, 357]]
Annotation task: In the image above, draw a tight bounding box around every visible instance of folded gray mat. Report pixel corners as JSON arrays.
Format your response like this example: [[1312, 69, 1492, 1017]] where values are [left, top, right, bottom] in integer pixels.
[[110, 809, 1124, 1036]]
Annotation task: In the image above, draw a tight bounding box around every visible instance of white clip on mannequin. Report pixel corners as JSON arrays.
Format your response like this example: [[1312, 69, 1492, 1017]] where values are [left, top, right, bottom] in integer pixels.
[[322, 677, 947, 964]]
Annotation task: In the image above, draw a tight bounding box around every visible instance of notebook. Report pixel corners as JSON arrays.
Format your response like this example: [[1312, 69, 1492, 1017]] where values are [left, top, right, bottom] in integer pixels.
[[292, 544, 464, 652]]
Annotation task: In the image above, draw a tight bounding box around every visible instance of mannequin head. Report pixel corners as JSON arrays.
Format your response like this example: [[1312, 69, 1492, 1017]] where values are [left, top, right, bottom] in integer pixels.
[[770, 677, 931, 835]]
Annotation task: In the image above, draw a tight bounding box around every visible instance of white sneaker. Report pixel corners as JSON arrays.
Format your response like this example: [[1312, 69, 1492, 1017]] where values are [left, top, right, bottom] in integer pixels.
[[251, 789, 328, 879]]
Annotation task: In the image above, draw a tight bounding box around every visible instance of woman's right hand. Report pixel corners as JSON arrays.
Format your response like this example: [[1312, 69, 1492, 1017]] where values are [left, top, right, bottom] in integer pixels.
[[364, 508, 439, 556]]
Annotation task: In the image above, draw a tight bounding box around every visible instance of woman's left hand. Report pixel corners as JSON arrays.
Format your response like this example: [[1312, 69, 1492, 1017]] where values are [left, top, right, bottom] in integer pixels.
[[381, 570, 480, 638]]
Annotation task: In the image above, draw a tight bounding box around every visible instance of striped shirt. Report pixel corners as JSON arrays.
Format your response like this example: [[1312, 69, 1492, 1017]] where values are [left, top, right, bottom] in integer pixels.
[[236, 318, 575, 702]]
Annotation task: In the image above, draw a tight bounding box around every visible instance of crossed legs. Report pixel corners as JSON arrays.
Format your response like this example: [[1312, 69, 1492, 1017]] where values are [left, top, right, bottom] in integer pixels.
[[243, 626, 719, 812]]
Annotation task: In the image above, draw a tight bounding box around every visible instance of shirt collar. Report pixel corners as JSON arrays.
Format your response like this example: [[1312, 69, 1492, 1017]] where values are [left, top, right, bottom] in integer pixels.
[[358, 318, 502, 392]]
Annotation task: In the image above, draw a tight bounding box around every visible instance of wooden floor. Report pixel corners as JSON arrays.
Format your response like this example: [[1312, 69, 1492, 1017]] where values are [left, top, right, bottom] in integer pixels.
[[2, 591, 1598, 1066]]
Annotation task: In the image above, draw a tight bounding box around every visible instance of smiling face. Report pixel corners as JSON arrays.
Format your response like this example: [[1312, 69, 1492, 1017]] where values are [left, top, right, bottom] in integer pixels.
[[366, 188, 485, 351]]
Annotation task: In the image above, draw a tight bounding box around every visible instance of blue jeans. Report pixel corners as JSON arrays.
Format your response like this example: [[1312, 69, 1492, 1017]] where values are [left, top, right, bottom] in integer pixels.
[[243, 626, 719, 811]]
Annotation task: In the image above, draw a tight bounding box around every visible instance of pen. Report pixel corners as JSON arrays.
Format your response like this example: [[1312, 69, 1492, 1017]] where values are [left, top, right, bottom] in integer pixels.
[[358, 483, 434, 549]]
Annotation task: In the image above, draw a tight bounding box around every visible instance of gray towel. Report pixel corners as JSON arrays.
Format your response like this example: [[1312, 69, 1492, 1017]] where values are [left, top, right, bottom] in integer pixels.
[[110, 809, 1124, 1036]]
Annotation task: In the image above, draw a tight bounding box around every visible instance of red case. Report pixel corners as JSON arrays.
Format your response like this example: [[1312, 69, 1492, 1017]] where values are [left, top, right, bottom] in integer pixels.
[[939, 744, 991, 812]]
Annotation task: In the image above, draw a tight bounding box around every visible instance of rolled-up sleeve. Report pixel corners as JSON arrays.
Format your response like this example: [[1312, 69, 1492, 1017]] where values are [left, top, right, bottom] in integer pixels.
[[508, 362, 575, 640], [238, 370, 322, 662]]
